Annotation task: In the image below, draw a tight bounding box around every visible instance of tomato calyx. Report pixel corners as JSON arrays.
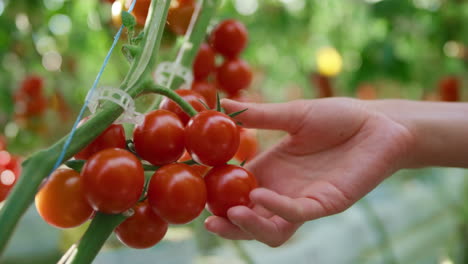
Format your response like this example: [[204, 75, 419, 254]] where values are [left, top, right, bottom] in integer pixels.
[[228, 108, 248, 118]]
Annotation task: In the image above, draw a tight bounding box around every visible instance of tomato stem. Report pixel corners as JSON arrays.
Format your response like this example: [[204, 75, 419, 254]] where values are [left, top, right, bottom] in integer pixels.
[[0, 0, 170, 257], [68, 212, 128, 264], [144, 82, 198, 117]]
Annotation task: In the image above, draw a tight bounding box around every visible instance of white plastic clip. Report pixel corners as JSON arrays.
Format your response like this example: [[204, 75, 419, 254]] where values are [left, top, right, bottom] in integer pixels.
[[154, 62, 193, 87], [87, 87, 144, 125]]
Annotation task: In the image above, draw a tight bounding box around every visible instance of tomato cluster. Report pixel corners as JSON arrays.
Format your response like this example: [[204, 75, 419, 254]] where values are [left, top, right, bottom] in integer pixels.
[[35, 106, 257, 249], [14, 75, 47, 119], [0, 142, 21, 203]]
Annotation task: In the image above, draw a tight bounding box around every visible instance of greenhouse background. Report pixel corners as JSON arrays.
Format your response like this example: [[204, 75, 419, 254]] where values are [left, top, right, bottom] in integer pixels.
[[1, 0, 468, 263]]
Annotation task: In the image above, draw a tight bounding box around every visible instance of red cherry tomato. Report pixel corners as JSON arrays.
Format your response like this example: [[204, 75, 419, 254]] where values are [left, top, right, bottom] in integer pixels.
[[167, 0, 195, 35], [234, 128, 258, 162], [147, 163, 206, 224], [210, 19, 248, 58], [75, 119, 126, 160], [216, 58, 253, 96], [185, 110, 240, 166], [204, 165, 257, 217], [178, 151, 210, 177], [193, 43, 216, 80], [133, 110, 185, 166], [0, 154, 21, 202], [81, 148, 144, 214], [439, 76, 460, 102], [159, 89, 207, 125], [126, 0, 151, 26], [115, 201, 168, 249], [20, 75, 44, 97], [35, 169, 94, 228], [0, 135, 6, 151], [191, 81, 217, 109]]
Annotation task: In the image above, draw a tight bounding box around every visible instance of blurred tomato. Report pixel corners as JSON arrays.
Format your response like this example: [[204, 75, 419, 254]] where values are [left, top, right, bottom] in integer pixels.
[[439, 76, 460, 102], [356, 84, 377, 100], [311, 73, 333, 98], [167, 0, 195, 35]]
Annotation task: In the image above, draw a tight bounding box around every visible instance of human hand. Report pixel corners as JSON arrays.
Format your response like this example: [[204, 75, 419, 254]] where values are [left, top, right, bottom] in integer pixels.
[[204, 98, 414, 247]]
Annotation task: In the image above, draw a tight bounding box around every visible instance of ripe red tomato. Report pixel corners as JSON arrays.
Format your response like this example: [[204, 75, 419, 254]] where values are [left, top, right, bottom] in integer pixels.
[[185, 110, 240, 166], [234, 128, 258, 162], [216, 58, 252, 96], [167, 0, 195, 35], [147, 163, 206, 224], [439, 76, 460, 102], [126, 0, 151, 26], [159, 89, 207, 125], [133, 110, 185, 166], [115, 201, 168, 249], [193, 43, 216, 81], [81, 148, 144, 214], [0, 154, 21, 202], [35, 169, 94, 228], [75, 119, 126, 160], [204, 165, 257, 217], [191, 81, 217, 109], [178, 151, 210, 177], [210, 19, 248, 58], [20, 75, 44, 97]]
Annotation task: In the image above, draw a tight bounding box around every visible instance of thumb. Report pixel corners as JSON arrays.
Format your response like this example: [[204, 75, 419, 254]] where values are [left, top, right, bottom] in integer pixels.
[[221, 99, 309, 133]]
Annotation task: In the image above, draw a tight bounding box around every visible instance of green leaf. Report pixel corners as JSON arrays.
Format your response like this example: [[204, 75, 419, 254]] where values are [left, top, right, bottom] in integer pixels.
[[121, 11, 136, 29], [65, 160, 85, 173]]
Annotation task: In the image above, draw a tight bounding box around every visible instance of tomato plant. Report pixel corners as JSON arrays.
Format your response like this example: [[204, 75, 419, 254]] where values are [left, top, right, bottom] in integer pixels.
[[185, 110, 240, 166], [204, 165, 257, 217], [191, 80, 217, 109], [167, 0, 195, 35], [216, 58, 252, 96], [81, 148, 144, 214], [234, 128, 258, 162], [133, 109, 185, 166], [193, 43, 216, 80], [115, 201, 168, 249], [75, 119, 126, 160], [210, 19, 248, 58], [147, 163, 206, 224], [35, 169, 94, 228], [159, 89, 207, 125]]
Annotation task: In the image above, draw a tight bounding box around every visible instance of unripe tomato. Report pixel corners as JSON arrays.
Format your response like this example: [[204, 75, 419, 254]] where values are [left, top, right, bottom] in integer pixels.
[[204, 165, 257, 217], [81, 148, 144, 214], [126, 0, 151, 26], [439, 76, 460, 102], [185, 110, 240, 166], [167, 0, 195, 35], [234, 128, 258, 162], [193, 43, 216, 81], [115, 201, 168, 249], [35, 169, 94, 228], [191, 81, 217, 109], [75, 119, 126, 160], [210, 19, 248, 58], [178, 150, 210, 177], [133, 110, 185, 166], [159, 89, 207, 125], [147, 163, 206, 224], [0, 154, 21, 202], [216, 58, 253, 96]]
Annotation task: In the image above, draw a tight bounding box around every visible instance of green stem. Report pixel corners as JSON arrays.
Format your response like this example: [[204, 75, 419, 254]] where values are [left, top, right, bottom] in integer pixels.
[[144, 82, 198, 116], [169, 0, 218, 90], [0, 0, 170, 257], [69, 213, 127, 264]]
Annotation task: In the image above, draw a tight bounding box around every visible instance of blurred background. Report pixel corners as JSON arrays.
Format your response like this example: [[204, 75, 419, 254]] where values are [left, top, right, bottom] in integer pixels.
[[0, 0, 468, 263]]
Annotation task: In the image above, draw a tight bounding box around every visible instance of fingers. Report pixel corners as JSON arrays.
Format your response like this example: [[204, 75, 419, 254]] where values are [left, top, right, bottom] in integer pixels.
[[204, 216, 253, 240], [226, 206, 300, 247], [250, 188, 326, 223], [221, 99, 309, 134]]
